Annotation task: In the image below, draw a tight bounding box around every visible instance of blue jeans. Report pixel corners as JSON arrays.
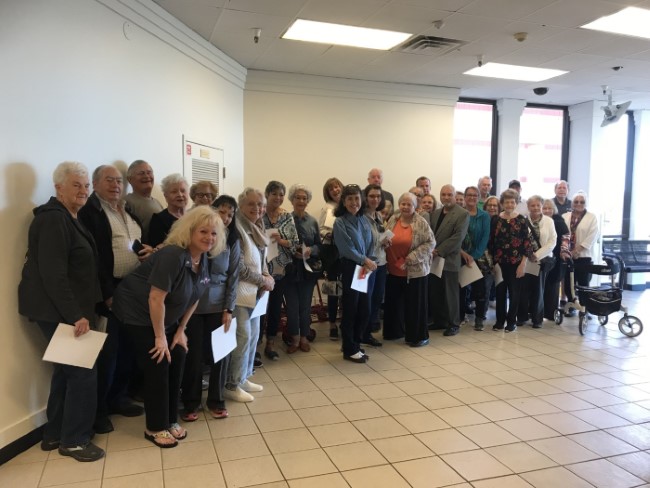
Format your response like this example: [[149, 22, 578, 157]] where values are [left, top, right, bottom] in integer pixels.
[[228, 306, 259, 386], [37, 321, 97, 447]]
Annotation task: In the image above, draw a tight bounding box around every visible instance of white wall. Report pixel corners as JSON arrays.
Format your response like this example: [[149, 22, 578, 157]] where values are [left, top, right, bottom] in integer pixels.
[[0, 0, 245, 448], [244, 71, 459, 210]]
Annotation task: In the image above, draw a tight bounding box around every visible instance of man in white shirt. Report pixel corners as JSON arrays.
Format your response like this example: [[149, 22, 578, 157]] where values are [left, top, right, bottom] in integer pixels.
[[124, 160, 164, 240]]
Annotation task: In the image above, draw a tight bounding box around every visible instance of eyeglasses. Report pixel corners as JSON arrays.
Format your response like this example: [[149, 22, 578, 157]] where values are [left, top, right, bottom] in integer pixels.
[[345, 184, 360, 190], [196, 192, 214, 200], [574, 200, 586, 204], [465, 194, 479, 198]]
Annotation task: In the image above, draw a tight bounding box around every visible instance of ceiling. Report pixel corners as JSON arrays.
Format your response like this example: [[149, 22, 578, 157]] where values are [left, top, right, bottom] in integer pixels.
[[152, 0, 650, 109]]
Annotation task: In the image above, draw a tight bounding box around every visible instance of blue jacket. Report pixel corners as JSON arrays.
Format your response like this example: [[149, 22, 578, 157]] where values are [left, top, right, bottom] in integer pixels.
[[333, 212, 374, 265]]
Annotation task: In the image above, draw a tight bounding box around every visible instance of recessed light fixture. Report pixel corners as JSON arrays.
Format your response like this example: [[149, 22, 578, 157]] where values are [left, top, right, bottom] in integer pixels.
[[581, 7, 650, 40], [464, 62, 568, 82], [282, 19, 412, 50]]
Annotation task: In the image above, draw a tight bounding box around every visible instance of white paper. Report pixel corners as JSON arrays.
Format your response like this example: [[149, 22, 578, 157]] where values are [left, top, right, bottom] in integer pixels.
[[459, 263, 484, 288], [524, 259, 541, 276], [351, 265, 373, 293], [302, 247, 313, 272], [43, 323, 107, 369], [493, 263, 503, 285], [265, 229, 280, 263], [379, 229, 394, 244], [323, 208, 336, 229], [430, 256, 445, 278], [250, 290, 269, 319], [211, 318, 237, 363]]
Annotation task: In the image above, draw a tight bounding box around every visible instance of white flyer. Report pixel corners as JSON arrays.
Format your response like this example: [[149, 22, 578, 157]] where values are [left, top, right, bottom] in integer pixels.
[[351, 265, 373, 293], [211, 318, 237, 363], [43, 323, 107, 369]]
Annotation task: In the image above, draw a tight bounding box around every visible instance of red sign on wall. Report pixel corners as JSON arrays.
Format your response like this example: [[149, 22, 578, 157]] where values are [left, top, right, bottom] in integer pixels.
[[186, 144, 192, 155]]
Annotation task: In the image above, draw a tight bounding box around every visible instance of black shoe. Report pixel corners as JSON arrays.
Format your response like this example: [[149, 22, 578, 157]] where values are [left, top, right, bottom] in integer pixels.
[[110, 401, 144, 417], [409, 339, 429, 347], [505, 324, 517, 332], [443, 326, 459, 336], [343, 354, 367, 363], [58, 442, 105, 462], [361, 337, 383, 347], [93, 416, 114, 434], [428, 323, 446, 331], [264, 348, 279, 361], [474, 321, 484, 331], [532, 323, 542, 329], [41, 439, 59, 451], [492, 324, 504, 330], [329, 328, 339, 340]]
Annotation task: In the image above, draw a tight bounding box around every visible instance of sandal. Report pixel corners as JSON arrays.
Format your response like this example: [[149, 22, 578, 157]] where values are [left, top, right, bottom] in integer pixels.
[[144, 430, 178, 448], [181, 410, 200, 422], [209, 408, 229, 419], [168, 423, 188, 440]]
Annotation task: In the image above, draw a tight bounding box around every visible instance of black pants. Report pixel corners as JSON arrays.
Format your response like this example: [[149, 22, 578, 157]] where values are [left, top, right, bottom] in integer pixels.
[[519, 258, 554, 325], [383, 274, 428, 343], [496, 263, 525, 328], [430, 271, 460, 329], [544, 259, 566, 320], [460, 277, 487, 323], [340, 259, 369, 356], [124, 325, 186, 432], [181, 312, 231, 412], [564, 257, 593, 302], [266, 276, 287, 338]]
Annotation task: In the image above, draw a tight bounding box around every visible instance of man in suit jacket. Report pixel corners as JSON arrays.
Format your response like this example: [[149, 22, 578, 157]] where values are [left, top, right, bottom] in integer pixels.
[[430, 184, 469, 336]]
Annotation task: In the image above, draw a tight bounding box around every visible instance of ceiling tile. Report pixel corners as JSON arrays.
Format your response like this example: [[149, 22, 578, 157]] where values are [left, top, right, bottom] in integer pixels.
[[459, 0, 557, 21], [155, 0, 222, 40], [249, 39, 329, 72], [541, 53, 609, 71], [223, 0, 308, 16], [390, 0, 475, 11], [425, 12, 511, 42], [299, 0, 387, 25], [578, 36, 650, 58], [365, 4, 453, 33], [522, 0, 623, 28]]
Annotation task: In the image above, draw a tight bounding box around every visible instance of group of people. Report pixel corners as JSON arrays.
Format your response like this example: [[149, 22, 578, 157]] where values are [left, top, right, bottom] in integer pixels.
[[18, 160, 599, 461]]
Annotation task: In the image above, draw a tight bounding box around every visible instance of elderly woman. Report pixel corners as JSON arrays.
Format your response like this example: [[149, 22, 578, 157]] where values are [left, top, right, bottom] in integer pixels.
[[333, 184, 378, 363], [421, 194, 437, 214], [18, 162, 104, 462], [542, 199, 571, 321], [459, 186, 491, 331], [319, 177, 344, 340], [180, 196, 240, 421], [225, 188, 274, 402], [363, 184, 387, 346], [384, 193, 435, 346], [483, 195, 501, 306], [484, 196, 500, 219], [289, 184, 322, 350], [489, 189, 533, 332], [190, 180, 218, 207], [518, 196, 557, 328], [148, 173, 189, 247], [563, 191, 599, 312], [262, 181, 299, 357], [112, 206, 221, 447]]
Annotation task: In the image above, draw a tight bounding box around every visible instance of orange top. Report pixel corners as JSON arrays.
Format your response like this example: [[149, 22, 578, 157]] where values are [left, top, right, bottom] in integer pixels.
[[387, 222, 412, 277]]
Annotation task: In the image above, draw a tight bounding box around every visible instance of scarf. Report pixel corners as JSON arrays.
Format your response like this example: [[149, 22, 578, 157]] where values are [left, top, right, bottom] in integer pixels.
[[569, 210, 586, 251], [235, 210, 268, 249]]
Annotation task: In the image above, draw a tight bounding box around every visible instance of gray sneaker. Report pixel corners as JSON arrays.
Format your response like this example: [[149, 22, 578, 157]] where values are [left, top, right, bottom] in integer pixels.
[[58, 442, 105, 462], [474, 320, 484, 331]]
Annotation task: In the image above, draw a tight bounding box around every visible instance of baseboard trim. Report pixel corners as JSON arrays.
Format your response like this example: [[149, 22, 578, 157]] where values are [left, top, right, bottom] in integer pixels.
[[0, 426, 42, 466]]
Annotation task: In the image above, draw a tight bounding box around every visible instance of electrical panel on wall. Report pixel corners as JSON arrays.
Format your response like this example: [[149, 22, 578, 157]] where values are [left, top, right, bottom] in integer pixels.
[[183, 137, 225, 194]]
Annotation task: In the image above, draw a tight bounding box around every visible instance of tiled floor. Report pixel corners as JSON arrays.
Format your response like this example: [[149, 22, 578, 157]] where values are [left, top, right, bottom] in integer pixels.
[[3, 290, 650, 487]]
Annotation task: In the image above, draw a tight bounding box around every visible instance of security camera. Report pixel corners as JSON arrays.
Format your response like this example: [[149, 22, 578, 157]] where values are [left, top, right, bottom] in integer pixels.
[[533, 87, 548, 96], [253, 28, 261, 44]]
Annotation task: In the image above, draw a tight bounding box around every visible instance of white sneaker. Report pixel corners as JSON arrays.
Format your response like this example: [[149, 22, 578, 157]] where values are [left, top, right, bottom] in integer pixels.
[[224, 386, 254, 403], [241, 380, 264, 392]]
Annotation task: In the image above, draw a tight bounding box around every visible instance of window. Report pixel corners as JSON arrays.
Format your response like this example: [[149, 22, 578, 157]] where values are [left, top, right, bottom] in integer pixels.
[[452, 101, 495, 192]]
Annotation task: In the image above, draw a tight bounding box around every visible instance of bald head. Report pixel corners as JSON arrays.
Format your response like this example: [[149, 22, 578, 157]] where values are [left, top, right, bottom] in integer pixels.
[[367, 168, 383, 186], [440, 184, 456, 209]]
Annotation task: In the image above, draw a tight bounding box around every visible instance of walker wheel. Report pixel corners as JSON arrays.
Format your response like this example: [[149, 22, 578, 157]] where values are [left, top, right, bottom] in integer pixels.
[[307, 328, 317, 342], [598, 315, 608, 326], [554, 309, 563, 325], [578, 314, 588, 336], [618, 315, 643, 337]]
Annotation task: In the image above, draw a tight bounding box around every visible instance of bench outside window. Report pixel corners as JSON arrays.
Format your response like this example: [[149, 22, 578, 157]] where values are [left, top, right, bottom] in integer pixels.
[[602, 239, 650, 290]]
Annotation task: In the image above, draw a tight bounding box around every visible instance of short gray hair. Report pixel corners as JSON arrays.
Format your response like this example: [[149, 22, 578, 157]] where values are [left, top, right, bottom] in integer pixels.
[[91, 164, 119, 184], [543, 199, 558, 214], [238, 187, 265, 207], [288, 184, 312, 203], [160, 173, 188, 194], [53, 161, 88, 185], [126, 159, 150, 179], [527, 195, 545, 206], [572, 191, 588, 206], [398, 192, 417, 206]]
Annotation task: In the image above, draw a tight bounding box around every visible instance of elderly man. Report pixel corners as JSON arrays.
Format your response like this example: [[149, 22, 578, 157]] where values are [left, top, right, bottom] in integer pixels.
[[79, 165, 151, 433], [416, 176, 431, 195], [430, 184, 469, 336], [367, 167, 394, 206], [553, 180, 571, 215], [124, 159, 163, 240], [509, 179, 528, 216], [477, 176, 492, 210]]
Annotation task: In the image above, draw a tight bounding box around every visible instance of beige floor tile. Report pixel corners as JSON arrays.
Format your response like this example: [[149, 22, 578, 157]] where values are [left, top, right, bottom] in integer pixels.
[[265, 367, 308, 382], [608, 451, 650, 482], [472, 474, 534, 487], [393, 379, 440, 395], [224, 401, 251, 417], [294, 405, 347, 427], [0, 461, 44, 488], [221, 455, 283, 487], [253, 411, 304, 433], [604, 403, 650, 423], [603, 385, 650, 402], [102, 471, 163, 488], [39, 457, 105, 487], [274, 448, 337, 479], [161, 439, 217, 469], [606, 424, 650, 450], [163, 462, 225, 488], [360, 382, 407, 400], [179, 418, 212, 441], [434, 405, 491, 427], [497, 417, 560, 441], [572, 388, 628, 406], [570, 407, 631, 428], [416, 428, 479, 454], [371, 435, 433, 463], [441, 449, 512, 481], [288, 472, 350, 488], [375, 395, 428, 414], [380, 368, 421, 382], [247, 395, 293, 414], [533, 412, 597, 435], [527, 436, 599, 464], [393, 411, 449, 434], [394, 456, 465, 487], [3, 444, 48, 466], [253, 383, 283, 398], [506, 396, 562, 415], [538, 393, 597, 411], [448, 387, 499, 404], [347, 371, 390, 386], [322, 386, 371, 404], [336, 400, 388, 421], [428, 375, 474, 391], [263, 427, 319, 454], [311, 375, 354, 390], [342, 464, 411, 488], [486, 442, 556, 473], [520, 466, 594, 488], [412, 391, 464, 409], [274, 378, 319, 395], [483, 384, 530, 400], [568, 430, 639, 456], [464, 372, 508, 386], [491, 370, 536, 384], [213, 434, 270, 461], [45, 481, 101, 488], [324, 440, 387, 470], [566, 459, 644, 488], [209, 415, 259, 439], [104, 446, 161, 478], [284, 391, 332, 409], [409, 364, 452, 378], [457, 423, 520, 447], [518, 368, 564, 381], [516, 381, 564, 396], [352, 416, 409, 439], [471, 400, 527, 421], [573, 373, 624, 388], [309, 422, 365, 447]]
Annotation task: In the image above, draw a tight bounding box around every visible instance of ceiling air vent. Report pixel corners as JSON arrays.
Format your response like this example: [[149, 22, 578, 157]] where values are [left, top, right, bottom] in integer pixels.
[[397, 35, 467, 55]]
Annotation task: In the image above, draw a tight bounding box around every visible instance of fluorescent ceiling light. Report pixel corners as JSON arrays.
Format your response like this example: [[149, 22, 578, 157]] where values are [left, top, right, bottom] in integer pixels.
[[464, 62, 568, 82], [581, 7, 650, 40], [282, 19, 411, 50]]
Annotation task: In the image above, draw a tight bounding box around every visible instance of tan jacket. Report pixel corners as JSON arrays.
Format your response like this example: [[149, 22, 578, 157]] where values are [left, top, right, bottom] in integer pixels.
[[387, 212, 436, 279]]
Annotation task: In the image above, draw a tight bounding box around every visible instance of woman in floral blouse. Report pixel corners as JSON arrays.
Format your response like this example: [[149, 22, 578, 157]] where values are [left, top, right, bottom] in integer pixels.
[[489, 189, 533, 332]]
